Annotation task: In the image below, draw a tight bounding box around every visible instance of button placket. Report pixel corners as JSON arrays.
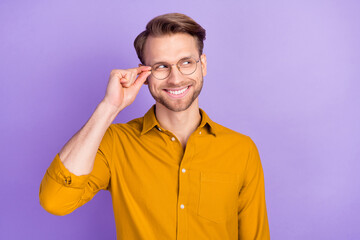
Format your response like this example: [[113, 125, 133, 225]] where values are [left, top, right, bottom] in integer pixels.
[[176, 134, 195, 240]]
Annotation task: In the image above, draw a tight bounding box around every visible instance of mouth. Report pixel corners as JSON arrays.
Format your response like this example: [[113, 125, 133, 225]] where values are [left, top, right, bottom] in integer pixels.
[[163, 86, 190, 98]]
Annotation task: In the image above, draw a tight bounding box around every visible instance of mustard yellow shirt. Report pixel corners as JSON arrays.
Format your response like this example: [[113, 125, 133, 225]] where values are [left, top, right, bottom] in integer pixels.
[[39, 106, 270, 239]]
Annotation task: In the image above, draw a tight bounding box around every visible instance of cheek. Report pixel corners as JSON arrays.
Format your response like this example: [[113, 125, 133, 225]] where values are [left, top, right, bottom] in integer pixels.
[[148, 79, 162, 92]]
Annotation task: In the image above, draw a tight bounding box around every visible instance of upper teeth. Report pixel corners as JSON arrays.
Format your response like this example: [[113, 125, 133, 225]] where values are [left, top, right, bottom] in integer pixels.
[[168, 87, 188, 95]]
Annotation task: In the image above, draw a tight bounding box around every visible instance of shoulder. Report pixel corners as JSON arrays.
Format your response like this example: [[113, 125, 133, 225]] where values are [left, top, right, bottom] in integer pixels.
[[212, 121, 254, 147], [107, 116, 144, 137]]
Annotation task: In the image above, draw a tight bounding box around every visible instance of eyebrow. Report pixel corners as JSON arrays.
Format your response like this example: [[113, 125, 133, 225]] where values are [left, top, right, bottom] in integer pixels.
[[150, 55, 194, 66]]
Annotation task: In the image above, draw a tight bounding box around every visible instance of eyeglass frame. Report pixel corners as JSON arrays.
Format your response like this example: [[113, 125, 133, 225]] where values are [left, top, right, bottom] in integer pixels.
[[148, 56, 202, 80]]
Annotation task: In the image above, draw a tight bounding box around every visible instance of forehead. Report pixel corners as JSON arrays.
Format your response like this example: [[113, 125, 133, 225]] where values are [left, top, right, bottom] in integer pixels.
[[143, 33, 198, 65]]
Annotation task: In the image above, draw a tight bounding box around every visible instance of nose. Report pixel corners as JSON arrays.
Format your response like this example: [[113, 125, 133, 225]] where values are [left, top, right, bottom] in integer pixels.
[[167, 64, 183, 85]]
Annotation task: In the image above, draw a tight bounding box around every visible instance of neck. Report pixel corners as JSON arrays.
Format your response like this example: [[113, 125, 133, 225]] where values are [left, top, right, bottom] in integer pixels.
[[155, 100, 201, 148]]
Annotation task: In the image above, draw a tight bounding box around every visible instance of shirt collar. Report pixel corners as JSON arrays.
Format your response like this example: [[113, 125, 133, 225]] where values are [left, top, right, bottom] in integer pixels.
[[141, 105, 159, 135], [141, 105, 217, 136], [198, 108, 217, 136]]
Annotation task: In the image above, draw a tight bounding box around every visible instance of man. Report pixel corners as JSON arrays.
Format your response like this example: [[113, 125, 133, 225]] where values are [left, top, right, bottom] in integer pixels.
[[39, 13, 270, 239]]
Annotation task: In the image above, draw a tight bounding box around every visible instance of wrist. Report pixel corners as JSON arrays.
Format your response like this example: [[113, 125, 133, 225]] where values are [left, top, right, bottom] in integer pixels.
[[97, 100, 123, 124]]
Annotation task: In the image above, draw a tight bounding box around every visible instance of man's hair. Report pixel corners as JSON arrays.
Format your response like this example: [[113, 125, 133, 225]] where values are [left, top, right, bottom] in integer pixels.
[[134, 13, 206, 64]]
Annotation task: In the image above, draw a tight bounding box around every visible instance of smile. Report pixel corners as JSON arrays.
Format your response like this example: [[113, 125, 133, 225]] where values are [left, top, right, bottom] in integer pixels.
[[164, 86, 190, 98]]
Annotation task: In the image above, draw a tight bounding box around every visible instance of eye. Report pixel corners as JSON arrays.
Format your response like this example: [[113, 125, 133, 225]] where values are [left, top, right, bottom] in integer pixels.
[[179, 58, 195, 67], [154, 64, 168, 71]]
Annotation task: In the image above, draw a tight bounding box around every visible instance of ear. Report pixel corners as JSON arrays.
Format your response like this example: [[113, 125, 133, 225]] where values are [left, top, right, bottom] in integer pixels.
[[200, 54, 207, 77], [138, 64, 149, 85]]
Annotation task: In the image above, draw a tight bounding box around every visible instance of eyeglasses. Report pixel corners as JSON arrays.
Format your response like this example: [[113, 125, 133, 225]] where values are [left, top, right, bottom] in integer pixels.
[[149, 57, 201, 80]]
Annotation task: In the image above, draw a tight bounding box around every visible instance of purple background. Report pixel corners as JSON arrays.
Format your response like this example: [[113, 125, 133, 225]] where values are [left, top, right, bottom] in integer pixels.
[[1, 0, 359, 239]]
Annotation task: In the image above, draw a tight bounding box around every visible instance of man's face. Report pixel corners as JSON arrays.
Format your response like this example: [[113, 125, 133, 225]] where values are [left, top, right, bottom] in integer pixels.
[[143, 33, 207, 112]]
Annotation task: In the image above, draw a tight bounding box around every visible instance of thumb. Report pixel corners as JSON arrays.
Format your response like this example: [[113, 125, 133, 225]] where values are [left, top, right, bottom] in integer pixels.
[[132, 71, 151, 91]]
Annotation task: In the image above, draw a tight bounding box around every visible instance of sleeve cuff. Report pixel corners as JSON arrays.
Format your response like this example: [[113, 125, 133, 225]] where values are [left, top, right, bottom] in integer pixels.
[[46, 154, 91, 188]]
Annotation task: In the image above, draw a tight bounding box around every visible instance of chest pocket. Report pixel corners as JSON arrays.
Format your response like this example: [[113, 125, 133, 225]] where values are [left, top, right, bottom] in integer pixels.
[[198, 171, 240, 222]]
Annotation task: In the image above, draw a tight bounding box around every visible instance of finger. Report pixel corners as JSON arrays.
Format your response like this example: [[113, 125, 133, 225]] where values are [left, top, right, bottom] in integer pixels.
[[111, 66, 150, 77], [120, 77, 128, 86], [118, 71, 134, 87], [114, 67, 151, 88], [129, 65, 152, 75], [122, 67, 150, 87], [132, 71, 151, 89]]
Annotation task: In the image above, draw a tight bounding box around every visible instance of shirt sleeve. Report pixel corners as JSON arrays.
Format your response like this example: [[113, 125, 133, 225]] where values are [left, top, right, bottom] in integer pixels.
[[39, 127, 113, 216], [238, 137, 270, 239]]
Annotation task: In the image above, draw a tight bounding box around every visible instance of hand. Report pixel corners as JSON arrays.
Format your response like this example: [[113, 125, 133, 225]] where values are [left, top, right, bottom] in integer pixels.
[[102, 66, 152, 112]]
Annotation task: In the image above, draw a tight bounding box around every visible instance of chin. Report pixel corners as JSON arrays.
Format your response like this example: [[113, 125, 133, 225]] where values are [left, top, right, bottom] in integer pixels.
[[152, 95, 194, 112], [149, 78, 203, 112], [154, 87, 202, 112], [162, 102, 194, 112]]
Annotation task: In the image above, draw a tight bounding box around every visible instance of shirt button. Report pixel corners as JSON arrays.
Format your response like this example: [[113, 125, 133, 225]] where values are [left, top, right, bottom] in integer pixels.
[[180, 204, 185, 209], [181, 168, 186, 173], [65, 177, 71, 185], [157, 127, 162, 131], [171, 137, 176, 141]]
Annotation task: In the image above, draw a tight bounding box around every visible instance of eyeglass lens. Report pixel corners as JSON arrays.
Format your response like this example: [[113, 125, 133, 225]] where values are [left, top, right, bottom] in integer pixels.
[[151, 57, 198, 80]]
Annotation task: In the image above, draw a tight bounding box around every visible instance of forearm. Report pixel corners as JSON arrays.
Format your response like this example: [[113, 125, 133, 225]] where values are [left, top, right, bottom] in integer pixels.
[[59, 100, 120, 176]]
